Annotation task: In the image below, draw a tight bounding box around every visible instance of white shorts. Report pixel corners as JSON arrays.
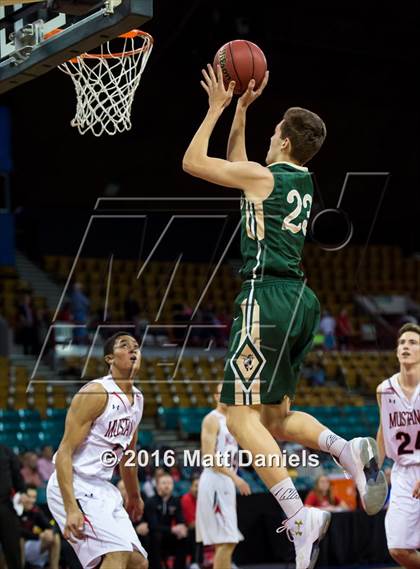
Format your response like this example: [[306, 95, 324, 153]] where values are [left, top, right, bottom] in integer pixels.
[[385, 462, 420, 550], [195, 469, 243, 546], [47, 472, 147, 569], [24, 540, 49, 568]]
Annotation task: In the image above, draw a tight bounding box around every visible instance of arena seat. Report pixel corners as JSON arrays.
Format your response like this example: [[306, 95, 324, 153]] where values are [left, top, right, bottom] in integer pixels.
[[0, 422, 19, 432], [138, 430, 154, 447], [45, 408, 67, 421], [42, 248, 420, 340], [179, 416, 202, 437], [44, 257, 241, 325], [36, 487, 47, 505], [17, 409, 41, 421], [173, 480, 191, 497], [0, 409, 19, 423], [0, 432, 17, 446], [16, 431, 40, 449], [40, 419, 62, 432], [18, 420, 41, 431], [38, 431, 62, 448], [158, 407, 179, 429], [178, 408, 212, 421]]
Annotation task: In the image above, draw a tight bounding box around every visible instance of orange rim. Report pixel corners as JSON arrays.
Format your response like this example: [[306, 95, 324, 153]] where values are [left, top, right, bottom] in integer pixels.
[[45, 29, 153, 61]]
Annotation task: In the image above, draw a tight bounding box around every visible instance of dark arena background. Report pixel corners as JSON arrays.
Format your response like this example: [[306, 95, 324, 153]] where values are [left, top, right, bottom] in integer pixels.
[[0, 2, 419, 569]]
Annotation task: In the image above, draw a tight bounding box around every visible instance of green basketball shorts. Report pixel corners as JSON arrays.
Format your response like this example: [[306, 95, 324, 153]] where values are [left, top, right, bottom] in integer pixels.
[[221, 277, 320, 406]]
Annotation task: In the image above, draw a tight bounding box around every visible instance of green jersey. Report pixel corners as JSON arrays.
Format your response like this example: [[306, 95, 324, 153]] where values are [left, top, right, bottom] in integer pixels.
[[240, 161, 313, 280]]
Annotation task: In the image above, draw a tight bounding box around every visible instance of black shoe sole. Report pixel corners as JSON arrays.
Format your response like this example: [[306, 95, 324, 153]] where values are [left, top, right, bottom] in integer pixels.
[[307, 511, 331, 569]]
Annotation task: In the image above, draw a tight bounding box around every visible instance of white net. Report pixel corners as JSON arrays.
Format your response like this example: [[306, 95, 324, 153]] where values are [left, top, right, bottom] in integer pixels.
[[59, 30, 153, 136]]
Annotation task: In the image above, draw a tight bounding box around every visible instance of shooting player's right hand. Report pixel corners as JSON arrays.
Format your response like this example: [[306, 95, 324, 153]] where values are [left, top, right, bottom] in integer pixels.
[[238, 71, 269, 109]]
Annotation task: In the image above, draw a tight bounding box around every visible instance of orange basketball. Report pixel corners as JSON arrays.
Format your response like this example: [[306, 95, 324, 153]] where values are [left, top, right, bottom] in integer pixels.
[[213, 39, 267, 95]]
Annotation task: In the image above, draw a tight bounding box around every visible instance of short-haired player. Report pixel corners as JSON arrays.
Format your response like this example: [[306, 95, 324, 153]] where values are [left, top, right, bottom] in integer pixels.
[[377, 324, 420, 569], [183, 65, 388, 569], [47, 332, 148, 569]]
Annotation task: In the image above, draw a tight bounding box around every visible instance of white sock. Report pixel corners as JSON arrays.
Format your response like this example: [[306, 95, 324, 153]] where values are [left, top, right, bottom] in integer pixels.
[[318, 429, 347, 458], [270, 477, 304, 519], [318, 429, 360, 479]]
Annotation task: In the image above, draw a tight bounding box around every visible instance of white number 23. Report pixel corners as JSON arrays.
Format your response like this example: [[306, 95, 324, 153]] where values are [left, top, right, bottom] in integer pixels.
[[282, 190, 312, 236]]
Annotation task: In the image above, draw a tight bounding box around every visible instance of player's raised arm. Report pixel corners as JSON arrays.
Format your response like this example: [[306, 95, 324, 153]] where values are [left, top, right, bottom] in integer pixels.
[[183, 64, 273, 197], [55, 383, 107, 539], [119, 429, 144, 521], [227, 71, 269, 162], [184, 156, 272, 194], [201, 414, 250, 495], [182, 63, 234, 180], [376, 386, 385, 468]]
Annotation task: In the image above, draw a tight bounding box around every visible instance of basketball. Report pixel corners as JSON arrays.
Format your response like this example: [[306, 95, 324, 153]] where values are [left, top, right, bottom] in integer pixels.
[[213, 40, 267, 95]]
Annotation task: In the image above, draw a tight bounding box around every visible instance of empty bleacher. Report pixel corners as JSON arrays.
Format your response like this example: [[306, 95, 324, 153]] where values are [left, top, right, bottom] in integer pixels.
[[0, 246, 407, 457], [41, 245, 420, 345], [44, 256, 241, 321]]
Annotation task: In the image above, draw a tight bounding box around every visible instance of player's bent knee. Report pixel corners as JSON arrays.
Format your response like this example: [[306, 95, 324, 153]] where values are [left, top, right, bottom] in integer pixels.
[[267, 421, 284, 439], [127, 550, 148, 569], [260, 406, 290, 439]]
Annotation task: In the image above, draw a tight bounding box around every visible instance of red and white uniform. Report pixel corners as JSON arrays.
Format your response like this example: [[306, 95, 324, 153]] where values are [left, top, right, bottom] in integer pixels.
[[47, 375, 147, 568], [378, 373, 420, 549], [196, 409, 243, 545]]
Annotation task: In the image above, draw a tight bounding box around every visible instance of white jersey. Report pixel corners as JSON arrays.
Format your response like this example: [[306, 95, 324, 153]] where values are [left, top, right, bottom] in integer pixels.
[[55, 375, 144, 480], [378, 373, 420, 466], [197, 409, 243, 546], [207, 409, 238, 472]]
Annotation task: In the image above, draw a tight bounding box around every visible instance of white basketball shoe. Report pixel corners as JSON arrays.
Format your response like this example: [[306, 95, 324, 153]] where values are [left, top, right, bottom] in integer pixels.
[[338, 436, 388, 515], [277, 506, 331, 569]]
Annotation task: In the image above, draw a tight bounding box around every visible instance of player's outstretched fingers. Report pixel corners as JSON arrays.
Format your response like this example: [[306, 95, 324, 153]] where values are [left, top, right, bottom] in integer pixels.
[[202, 67, 216, 95], [413, 480, 420, 499], [200, 80, 210, 95], [201, 68, 212, 89], [207, 62, 217, 84], [216, 63, 225, 85]]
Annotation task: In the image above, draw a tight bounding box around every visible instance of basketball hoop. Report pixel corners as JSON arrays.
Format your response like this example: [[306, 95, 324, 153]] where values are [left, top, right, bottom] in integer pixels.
[[58, 29, 153, 136]]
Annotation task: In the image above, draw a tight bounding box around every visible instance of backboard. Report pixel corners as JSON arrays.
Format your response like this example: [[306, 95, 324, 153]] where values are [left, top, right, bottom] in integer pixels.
[[0, 0, 152, 94]]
